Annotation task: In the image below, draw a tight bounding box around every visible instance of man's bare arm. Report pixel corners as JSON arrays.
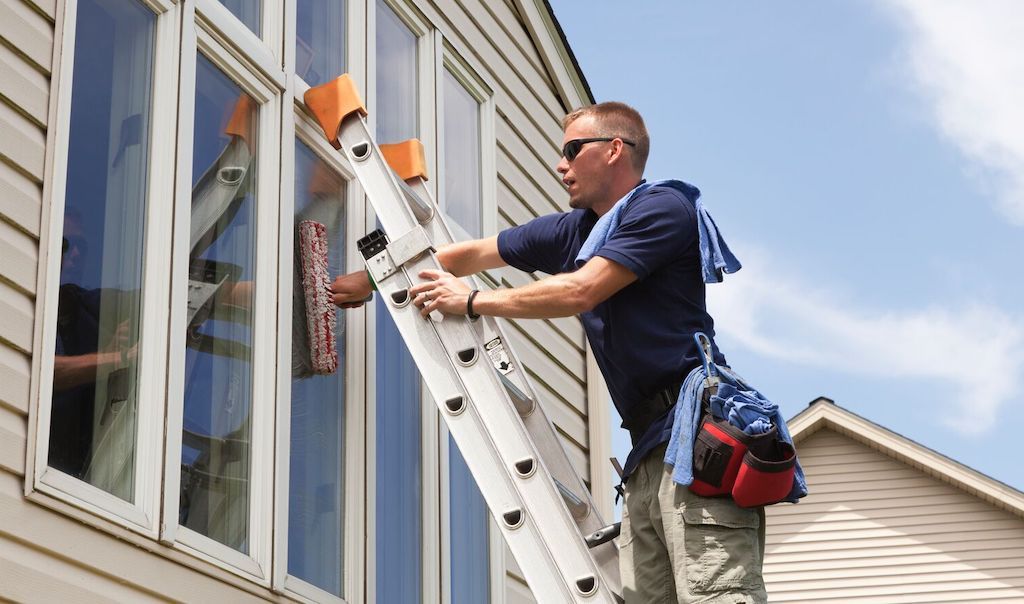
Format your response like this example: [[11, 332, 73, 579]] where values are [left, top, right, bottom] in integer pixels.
[[409, 256, 637, 319], [330, 235, 506, 307]]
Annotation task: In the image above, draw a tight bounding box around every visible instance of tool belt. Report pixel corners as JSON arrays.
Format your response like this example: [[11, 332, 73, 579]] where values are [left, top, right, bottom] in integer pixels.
[[689, 409, 797, 507]]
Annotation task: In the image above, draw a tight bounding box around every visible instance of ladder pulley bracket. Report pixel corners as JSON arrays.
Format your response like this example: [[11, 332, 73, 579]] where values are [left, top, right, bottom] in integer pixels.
[[389, 225, 435, 268]]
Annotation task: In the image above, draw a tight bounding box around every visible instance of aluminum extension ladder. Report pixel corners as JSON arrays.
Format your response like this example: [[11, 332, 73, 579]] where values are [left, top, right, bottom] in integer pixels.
[[304, 75, 622, 603]]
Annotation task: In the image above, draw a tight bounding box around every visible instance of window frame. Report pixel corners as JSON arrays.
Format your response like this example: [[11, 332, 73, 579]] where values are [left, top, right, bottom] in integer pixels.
[[365, 1, 441, 602], [160, 11, 284, 583], [27, 0, 181, 539], [195, 0, 284, 76]]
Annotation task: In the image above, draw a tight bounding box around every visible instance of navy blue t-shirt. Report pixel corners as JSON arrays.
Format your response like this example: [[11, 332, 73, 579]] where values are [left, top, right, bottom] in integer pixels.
[[497, 183, 726, 477]]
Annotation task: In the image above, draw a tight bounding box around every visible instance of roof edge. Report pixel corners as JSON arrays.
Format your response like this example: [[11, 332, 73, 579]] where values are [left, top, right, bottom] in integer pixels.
[[513, 0, 596, 110], [790, 398, 1024, 519]]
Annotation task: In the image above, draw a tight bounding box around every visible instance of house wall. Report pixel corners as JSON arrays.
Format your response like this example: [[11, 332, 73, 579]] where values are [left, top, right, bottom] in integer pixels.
[[0, 0, 600, 601], [764, 428, 1024, 603]]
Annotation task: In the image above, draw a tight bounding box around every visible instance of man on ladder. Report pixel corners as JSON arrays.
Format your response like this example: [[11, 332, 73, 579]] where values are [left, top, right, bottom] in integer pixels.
[[331, 102, 767, 603]]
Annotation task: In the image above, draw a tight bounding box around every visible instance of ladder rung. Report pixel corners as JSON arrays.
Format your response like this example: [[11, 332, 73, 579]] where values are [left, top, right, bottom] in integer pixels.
[[499, 372, 536, 416], [584, 522, 621, 549], [555, 479, 590, 521]]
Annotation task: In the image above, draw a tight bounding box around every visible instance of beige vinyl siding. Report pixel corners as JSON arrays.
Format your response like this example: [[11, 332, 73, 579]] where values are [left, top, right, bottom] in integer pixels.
[[764, 428, 1024, 603]]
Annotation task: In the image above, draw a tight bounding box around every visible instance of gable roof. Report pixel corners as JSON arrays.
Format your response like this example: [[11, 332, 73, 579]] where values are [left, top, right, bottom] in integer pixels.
[[790, 397, 1024, 520], [512, 0, 596, 109]]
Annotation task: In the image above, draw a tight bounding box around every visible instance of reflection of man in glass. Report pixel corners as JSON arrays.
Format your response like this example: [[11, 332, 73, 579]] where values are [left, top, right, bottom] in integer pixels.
[[49, 208, 137, 480]]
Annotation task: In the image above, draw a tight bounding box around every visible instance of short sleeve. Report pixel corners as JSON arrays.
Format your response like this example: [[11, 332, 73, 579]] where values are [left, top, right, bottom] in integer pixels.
[[497, 212, 576, 275], [593, 189, 697, 280]]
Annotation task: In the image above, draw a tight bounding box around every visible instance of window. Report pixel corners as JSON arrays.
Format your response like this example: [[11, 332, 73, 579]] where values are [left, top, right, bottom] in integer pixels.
[[438, 50, 497, 604], [373, 2, 429, 600], [47, 0, 155, 504], [178, 54, 259, 553], [32, 0, 504, 599], [287, 139, 348, 595], [161, 22, 282, 580], [295, 0, 346, 87]]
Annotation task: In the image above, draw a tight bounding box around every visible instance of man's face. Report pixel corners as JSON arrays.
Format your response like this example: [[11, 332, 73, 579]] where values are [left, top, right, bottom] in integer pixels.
[[557, 115, 611, 210]]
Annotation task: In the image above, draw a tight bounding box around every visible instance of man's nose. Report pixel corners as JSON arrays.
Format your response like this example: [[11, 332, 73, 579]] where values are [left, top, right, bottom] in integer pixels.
[[556, 155, 569, 174]]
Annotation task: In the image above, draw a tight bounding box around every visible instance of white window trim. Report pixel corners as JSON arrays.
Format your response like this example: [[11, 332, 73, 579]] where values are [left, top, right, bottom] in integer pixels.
[[26, 0, 180, 539], [195, 0, 284, 80], [161, 13, 283, 583]]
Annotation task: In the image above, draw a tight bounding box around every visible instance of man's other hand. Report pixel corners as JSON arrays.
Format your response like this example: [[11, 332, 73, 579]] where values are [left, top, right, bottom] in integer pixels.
[[330, 270, 373, 308]]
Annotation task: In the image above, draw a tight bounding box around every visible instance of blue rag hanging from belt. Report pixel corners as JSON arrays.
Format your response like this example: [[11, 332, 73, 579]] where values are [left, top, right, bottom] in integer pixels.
[[665, 363, 808, 502], [575, 179, 742, 283]]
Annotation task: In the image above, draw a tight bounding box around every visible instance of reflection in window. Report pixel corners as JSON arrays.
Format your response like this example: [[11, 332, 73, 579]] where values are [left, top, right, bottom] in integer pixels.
[[296, 0, 346, 86], [218, 0, 260, 36], [288, 140, 346, 595], [442, 69, 482, 239], [179, 56, 258, 553], [375, 1, 422, 600], [48, 0, 155, 503], [442, 67, 489, 603], [375, 0, 418, 143]]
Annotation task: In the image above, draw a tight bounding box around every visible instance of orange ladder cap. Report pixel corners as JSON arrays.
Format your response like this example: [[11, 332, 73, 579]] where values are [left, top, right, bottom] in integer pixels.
[[303, 74, 368, 150], [224, 95, 256, 147], [380, 139, 429, 182]]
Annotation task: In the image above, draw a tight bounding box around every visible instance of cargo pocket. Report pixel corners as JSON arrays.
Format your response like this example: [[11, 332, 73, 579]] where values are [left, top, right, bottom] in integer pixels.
[[680, 498, 761, 595]]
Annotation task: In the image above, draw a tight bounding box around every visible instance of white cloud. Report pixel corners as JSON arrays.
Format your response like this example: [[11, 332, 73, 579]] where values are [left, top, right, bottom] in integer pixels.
[[707, 250, 1024, 434], [879, 0, 1024, 224]]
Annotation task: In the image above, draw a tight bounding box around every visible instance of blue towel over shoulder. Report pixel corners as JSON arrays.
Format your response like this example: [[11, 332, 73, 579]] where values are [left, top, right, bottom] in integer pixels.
[[575, 179, 742, 283]]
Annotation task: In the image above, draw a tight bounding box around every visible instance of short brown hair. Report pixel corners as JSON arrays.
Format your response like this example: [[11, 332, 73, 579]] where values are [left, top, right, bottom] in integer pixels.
[[562, 102, 650, 173]]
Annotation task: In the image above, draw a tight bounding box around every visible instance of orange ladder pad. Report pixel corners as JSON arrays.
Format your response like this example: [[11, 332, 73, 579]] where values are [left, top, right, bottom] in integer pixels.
[[381, 139, 429, 182], [303, 74, 368, 149]]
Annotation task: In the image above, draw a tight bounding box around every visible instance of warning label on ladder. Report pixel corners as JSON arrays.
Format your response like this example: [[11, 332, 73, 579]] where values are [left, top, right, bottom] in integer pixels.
[[485, 337, 513, 374]]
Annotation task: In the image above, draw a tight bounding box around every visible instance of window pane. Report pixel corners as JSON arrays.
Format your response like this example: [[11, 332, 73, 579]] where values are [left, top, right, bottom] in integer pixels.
[[179, 55, 259, 553], [218, 0, 260, 36], [449, 438, 490, 603], [442, 69, 482, 238], [288, 140, 347, 595], [375, 3, 422, 599], [296, 0, 346, 86], [48, 0, 155, 503], [375, 310, 422, 601], [375, 0, 418, 143]]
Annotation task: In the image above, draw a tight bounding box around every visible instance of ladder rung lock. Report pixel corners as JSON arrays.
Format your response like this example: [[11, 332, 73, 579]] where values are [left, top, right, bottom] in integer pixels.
[[456, 347, 478, 366], [502, 509, 524, 529], [388, 226, 433, 268], [390, 289, 410, 306], [350, 141, 370, 160], [301, 74, 368, 149], [444, 396, 466, 415], [513, 458, 536, 478], [575, 576, 598, 597]]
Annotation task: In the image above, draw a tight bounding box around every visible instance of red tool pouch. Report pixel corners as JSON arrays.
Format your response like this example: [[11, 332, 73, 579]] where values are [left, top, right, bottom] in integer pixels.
[[732, 438, 797, 508], [690, 417, 797, 507], [689, 417, 750, 497]]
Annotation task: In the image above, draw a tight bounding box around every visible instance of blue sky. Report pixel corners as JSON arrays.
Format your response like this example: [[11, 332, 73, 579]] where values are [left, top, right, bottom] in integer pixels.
[[548, 0, 1024, 498]]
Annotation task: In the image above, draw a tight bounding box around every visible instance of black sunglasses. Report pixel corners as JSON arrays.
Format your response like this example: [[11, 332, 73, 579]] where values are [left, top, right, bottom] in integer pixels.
[[562, 137, 636, 161]]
